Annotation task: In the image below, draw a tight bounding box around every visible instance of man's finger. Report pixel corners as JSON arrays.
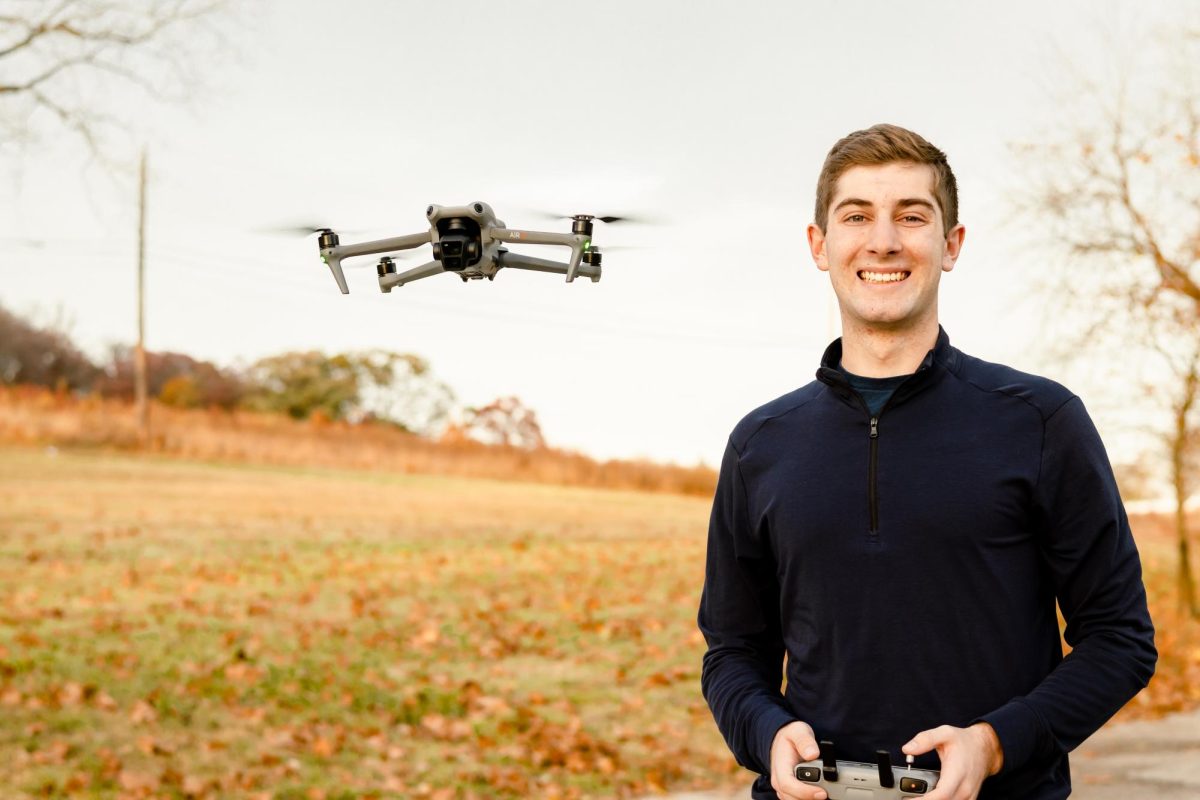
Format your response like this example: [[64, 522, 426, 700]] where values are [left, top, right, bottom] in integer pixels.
[[775, 720, 821, 762], [903, 725, 951, 757], [790, 730, 820, 762], [771, 722, 828, 800]]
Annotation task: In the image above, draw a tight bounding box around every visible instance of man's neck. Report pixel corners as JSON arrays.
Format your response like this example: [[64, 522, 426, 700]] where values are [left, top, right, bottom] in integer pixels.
[[838, 318, 940, 378]]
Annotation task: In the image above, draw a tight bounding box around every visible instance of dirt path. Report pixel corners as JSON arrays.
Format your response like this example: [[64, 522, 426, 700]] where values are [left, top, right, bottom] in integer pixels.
[[648, 705, 1200, 799]]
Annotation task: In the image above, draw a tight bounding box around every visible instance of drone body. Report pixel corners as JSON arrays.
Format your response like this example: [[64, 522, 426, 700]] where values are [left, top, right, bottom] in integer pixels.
[[317, 202, 606, 294]]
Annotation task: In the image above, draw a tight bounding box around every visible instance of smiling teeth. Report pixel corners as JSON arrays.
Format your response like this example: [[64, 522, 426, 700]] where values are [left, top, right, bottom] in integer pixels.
[[859, 271, 910, 283]]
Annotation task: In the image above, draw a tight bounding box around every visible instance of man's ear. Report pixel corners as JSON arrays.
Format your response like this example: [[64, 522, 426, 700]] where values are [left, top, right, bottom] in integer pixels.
[[942, 223, 965, 273], [807, 222, 829, 272]]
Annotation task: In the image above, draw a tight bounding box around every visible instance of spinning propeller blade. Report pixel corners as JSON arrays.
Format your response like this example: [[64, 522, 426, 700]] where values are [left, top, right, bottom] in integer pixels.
[[252, 222, 371, 237], [528, 210, 657, 225]]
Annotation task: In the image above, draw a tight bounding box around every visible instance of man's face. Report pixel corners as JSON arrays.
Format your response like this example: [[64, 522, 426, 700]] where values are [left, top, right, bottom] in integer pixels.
[[807, 162, 965, 333]]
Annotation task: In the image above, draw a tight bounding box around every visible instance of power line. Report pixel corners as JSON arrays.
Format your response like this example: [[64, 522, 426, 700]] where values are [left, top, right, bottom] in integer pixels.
[[144, 244, 803, 349]]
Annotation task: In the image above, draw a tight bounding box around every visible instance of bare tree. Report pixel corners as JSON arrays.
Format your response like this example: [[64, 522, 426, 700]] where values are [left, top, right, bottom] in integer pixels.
[[1014, 21, 1200, 617], [460, 396, 546, 450], [0, 0, 230, 161], [0, 301, 98, 389], [1153, 309, 1200, 617]]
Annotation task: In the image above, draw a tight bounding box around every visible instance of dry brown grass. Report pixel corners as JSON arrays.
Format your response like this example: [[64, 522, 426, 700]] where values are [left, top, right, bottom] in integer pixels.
[[0, 386, 716, 497], [0, 445, 724, 798]]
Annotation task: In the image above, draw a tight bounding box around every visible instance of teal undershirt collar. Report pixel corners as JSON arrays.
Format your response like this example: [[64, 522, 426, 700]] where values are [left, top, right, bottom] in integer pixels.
[[838, 364, 912, 417]]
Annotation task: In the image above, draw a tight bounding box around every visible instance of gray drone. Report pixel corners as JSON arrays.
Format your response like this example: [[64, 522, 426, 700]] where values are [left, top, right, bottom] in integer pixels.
[[316, 202, 622, 293]]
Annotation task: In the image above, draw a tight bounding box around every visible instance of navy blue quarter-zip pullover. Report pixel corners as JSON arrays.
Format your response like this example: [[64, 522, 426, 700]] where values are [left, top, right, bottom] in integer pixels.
[[698, 328, 1156, 800]]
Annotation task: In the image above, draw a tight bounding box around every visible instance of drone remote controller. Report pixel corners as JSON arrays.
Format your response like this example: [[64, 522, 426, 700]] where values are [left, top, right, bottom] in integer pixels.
[[793, 741, 939, 798]]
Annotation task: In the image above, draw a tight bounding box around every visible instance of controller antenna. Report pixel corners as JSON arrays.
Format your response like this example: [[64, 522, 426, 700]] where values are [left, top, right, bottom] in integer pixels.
[[819, 741, 839, 782], [875, 750, 895, 789]]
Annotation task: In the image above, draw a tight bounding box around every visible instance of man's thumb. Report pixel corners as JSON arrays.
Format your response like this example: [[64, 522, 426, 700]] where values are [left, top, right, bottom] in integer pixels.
[[783, 722, 820, 761]]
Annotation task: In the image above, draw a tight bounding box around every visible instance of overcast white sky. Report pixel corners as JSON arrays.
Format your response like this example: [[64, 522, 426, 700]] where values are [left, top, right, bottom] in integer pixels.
[[0, 0, 1192, 467]]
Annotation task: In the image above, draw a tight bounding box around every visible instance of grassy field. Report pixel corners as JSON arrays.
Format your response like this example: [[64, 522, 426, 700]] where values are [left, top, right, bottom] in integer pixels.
[[0, 445, 1196, 799], [0, 446, 731, 799]]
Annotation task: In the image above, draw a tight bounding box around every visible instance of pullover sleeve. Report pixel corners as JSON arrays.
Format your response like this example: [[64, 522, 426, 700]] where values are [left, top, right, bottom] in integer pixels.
[[698, 438, 796, 775], [979, 396, 1157, 774]]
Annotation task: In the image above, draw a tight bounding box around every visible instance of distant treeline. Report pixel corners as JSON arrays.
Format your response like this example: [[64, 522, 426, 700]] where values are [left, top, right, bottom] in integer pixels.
[[0, 303, 717, 496], [1, 302, 508, 444]]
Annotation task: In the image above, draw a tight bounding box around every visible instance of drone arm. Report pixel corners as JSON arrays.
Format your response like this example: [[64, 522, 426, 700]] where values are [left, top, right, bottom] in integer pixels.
[[498, 251, 600, 282], [489, 228, 589, 282], [336, 231, 432, 258], [379, 259, 445, 291], [320, 231, 433, 294]]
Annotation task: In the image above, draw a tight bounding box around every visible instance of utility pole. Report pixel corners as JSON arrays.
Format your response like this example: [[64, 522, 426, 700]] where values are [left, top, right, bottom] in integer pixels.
[[135, 148, 149, 443]]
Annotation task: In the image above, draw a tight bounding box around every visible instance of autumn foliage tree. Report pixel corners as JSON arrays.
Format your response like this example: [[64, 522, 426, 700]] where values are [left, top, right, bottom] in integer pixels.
[[96, 345, 244, 409], [1016, 22, 1200, 616], [242, 350, 455, 434]]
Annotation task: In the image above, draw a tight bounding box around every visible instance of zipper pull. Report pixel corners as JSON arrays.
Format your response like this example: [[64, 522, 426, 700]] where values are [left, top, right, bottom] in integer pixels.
[[870, 417, 879, 438]]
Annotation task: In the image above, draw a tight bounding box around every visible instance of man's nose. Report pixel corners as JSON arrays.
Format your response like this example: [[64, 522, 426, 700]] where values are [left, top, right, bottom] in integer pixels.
[[866, 219, 901, 255]]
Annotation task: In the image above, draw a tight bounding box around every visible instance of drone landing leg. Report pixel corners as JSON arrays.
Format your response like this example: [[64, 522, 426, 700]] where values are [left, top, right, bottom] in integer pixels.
[[499, 252, 600, 282], [379, 259, 446, 291]]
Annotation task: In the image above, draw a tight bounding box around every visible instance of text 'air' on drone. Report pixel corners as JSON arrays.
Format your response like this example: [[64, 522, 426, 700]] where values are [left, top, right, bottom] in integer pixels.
[[316, 202, 627, 294]]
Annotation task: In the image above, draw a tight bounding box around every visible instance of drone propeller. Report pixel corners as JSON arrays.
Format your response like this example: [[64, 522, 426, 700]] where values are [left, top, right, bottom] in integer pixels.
[[252, 223, 371, 237], [579, 214, 628, 224], [529, 210, 656, 226]]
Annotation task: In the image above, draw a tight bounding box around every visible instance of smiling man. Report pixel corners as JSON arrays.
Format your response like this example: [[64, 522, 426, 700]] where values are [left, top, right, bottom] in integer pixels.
[[698, 124, 1157, 800]]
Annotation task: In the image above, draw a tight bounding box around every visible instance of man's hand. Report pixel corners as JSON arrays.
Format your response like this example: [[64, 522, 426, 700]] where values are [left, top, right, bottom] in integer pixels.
[[902, 722, 1004, 800], [769, 721, 828, 800]]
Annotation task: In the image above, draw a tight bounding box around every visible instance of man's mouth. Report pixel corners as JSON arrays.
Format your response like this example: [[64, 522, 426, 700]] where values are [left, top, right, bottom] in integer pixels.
[[858, 270, 911, 283]]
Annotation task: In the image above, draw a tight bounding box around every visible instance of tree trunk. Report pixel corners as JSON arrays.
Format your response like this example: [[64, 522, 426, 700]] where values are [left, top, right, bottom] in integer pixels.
[[1174, 480, 1199, 619], [1172, 372, 1200, 619]]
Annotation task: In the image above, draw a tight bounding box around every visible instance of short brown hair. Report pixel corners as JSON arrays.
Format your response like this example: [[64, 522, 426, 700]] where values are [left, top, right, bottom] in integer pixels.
[[813, 124, 958, 235]]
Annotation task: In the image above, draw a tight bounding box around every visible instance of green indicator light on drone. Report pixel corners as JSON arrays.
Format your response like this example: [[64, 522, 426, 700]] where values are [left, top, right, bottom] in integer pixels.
[[583, 239, 592, 250]]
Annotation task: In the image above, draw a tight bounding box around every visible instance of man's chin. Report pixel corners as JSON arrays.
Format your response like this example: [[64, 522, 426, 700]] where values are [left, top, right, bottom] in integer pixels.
[[846, 308, 933, 333]]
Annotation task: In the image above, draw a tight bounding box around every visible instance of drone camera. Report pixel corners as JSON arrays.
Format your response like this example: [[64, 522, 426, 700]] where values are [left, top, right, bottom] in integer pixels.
[[432, 217, 483, 272]]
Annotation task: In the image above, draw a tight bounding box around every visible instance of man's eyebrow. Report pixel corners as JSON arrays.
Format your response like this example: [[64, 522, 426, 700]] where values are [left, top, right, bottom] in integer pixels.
[[832, 197, 873, 212], [832, 197, 936, 212]]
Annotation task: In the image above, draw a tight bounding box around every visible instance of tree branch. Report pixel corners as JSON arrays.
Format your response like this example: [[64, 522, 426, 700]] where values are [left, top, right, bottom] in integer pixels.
[[1104, 108, 1200, 306], [0, 0, 232, 162]]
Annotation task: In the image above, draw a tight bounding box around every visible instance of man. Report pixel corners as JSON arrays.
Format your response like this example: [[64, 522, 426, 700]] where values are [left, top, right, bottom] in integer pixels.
[[698, 124, 1157, 800]]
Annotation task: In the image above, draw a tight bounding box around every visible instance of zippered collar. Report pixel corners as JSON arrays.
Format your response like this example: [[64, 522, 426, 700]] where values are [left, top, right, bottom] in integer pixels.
[[815, 326, 958, 411]]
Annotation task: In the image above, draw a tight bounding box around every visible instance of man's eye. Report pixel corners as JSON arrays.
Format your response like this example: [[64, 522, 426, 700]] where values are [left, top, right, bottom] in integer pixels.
[[900, 215, 925, 223], [845, 214, 866, 223]]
